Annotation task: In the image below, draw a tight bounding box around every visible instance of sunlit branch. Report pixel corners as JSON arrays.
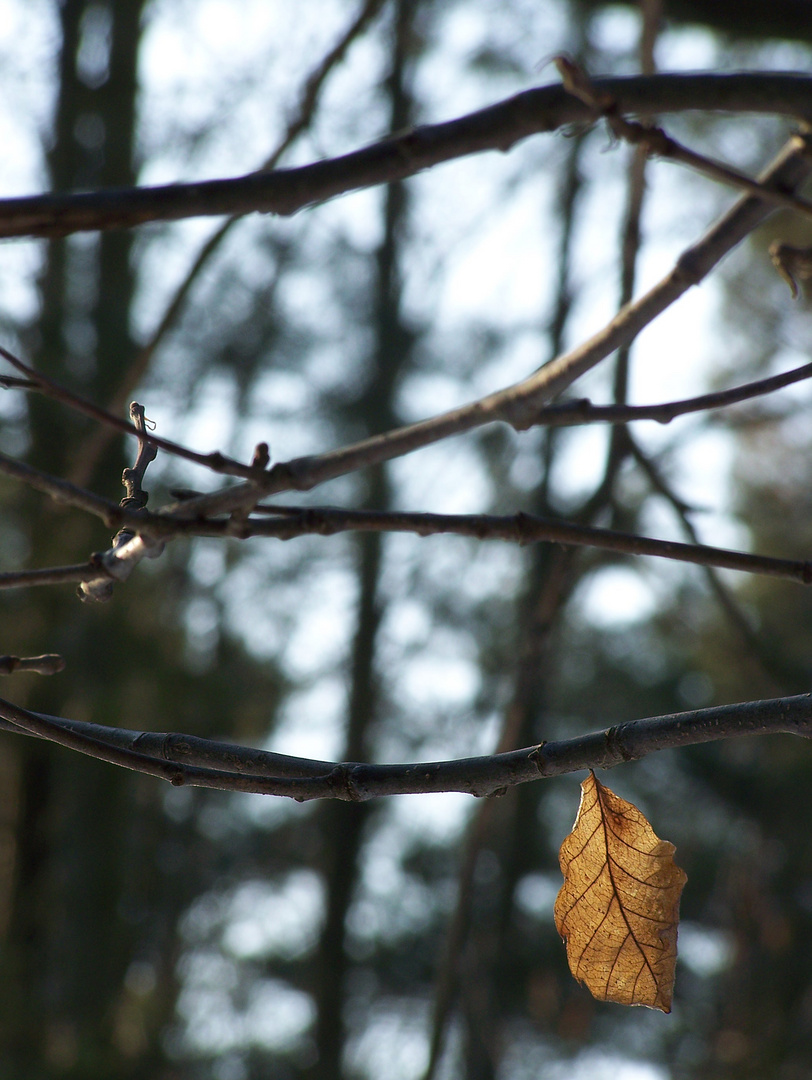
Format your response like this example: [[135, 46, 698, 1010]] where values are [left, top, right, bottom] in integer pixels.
[[164, 133, 812, 520], [1, 73, 812, 239], [0, 693, 809, 800], [535, 360, 812, 426]]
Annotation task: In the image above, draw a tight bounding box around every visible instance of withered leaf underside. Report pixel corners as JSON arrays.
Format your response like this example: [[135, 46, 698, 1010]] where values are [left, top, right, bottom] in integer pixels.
[[554, 770, 687, 1012]]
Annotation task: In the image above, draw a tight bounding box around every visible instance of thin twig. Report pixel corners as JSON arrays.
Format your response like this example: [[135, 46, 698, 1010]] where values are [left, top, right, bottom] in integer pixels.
[[1, 73, 812, 239], [556, 57, 812, 221], [534, 360, 812, 426], [0, 375, 38, 390], [0, 344, 254, 480]]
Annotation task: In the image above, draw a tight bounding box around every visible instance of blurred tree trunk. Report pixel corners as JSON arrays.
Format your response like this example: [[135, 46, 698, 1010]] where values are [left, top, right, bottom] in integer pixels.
[[309, 3, 418, 1077], [0, 4, 180, 1077]]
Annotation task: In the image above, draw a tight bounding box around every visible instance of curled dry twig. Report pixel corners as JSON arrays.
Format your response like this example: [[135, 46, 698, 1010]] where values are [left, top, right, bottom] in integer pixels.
[[78, 402, 165, 603]]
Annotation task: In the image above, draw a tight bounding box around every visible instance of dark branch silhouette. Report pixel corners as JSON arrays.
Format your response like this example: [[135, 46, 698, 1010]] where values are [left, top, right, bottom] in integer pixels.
[[1, 73, 811, 239]]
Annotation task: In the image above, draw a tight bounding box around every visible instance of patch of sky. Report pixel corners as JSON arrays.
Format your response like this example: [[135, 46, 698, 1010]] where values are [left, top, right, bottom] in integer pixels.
[[678, 922, 735, 978], [574, 566, 658, 629], [0, 0, 56, 195], [514, 871, 561, 920], [267, 676, 348, 764], [389, 437, 493, 514], [344, 999, 431, 1080], [139, 0, 351, 180], [539, 1052, 670, 1080], [222, 872, 324, 961], [175, 959, 314, 1055]]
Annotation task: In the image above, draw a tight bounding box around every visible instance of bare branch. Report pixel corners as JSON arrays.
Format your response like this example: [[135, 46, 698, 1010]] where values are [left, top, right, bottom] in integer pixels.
[[213, 504, 812, 585], [162, 132, 812, 520], [556, 58, 812, 220], [1, 73, 811, 240], [0, 693, 810, 800], [536, 361, 812, 426], [0, 344, 254, 481]]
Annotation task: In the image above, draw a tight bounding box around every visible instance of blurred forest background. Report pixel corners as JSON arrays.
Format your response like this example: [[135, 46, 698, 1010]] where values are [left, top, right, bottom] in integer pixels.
[[2, 1, 812, 1078]]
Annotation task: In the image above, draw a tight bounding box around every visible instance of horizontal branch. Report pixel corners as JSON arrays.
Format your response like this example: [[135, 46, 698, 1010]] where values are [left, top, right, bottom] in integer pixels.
[[0, 692, 809, 800], [223, 505, 812, 584], [1, 73, 811, 239]]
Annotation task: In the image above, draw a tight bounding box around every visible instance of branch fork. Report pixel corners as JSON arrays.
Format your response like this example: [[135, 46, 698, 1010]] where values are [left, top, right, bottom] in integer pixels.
[[78, 401, 164, 602]]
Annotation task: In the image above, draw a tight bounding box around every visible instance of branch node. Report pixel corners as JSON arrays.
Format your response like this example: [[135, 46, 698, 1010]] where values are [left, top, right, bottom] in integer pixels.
[[250, 442, 271, 474], [528, 742, 547, 775], [327, 763, 363, 801], [604, 723, 635, 763]]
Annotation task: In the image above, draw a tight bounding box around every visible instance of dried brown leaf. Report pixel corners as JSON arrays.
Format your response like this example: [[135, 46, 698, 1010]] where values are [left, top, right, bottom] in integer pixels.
[[554, 770, 687, 1012]]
